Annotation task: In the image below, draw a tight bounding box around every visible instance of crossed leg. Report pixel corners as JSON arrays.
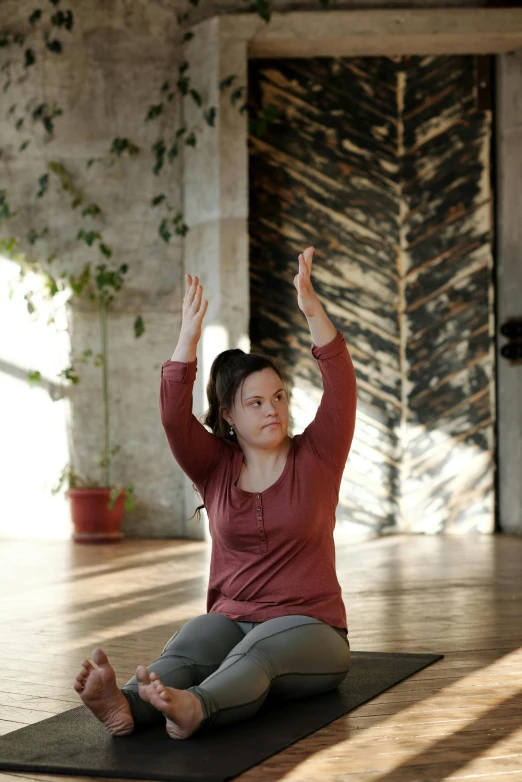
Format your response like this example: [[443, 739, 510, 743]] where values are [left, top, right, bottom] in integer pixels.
[[74, 612, 350, 740]]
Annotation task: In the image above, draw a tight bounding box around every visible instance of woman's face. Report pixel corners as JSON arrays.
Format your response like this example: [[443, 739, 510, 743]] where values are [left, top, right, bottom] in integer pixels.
[[223, 368, 289, 445]]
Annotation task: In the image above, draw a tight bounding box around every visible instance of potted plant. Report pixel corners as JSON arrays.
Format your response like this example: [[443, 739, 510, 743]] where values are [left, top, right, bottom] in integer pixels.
[[48, 261, 137, 543]]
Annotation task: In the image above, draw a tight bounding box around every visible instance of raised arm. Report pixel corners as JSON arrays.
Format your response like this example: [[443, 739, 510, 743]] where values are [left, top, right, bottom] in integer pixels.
[[294, 247, 357, 468], [160, 275, 225, 491]]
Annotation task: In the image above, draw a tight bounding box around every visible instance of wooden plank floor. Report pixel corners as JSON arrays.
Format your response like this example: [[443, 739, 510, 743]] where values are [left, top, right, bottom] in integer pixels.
[[0, 533, 521, 781]]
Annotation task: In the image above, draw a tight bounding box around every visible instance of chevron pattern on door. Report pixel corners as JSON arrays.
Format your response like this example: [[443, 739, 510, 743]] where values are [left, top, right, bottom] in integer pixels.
[[248, 54, 495, 535]]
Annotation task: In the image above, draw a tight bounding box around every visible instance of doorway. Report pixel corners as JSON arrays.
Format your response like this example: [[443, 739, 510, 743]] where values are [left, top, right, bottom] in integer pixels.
[[248, 54, 495, 535]]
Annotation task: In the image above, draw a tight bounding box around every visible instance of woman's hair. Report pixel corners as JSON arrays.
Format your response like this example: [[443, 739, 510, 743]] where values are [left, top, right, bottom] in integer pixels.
[[188, 346, 290, 526]]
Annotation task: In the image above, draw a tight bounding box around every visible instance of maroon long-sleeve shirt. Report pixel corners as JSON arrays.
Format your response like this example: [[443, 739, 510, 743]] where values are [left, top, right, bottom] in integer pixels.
[[160, 328, 357, 633]]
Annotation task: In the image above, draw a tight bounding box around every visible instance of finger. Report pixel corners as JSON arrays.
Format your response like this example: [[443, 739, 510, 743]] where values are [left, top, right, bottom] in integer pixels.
[[184, 277, 199, 304], [196, 299, 208, 318], [191, 283, 203, 307], [184, 275, 194, 300]]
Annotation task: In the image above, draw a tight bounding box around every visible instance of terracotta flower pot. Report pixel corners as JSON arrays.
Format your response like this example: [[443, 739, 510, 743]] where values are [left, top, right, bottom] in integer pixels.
[[66, 487, 125, 544]]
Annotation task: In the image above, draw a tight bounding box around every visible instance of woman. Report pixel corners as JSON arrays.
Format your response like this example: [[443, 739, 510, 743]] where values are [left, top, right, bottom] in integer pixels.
[[73, 246, 357, 740]]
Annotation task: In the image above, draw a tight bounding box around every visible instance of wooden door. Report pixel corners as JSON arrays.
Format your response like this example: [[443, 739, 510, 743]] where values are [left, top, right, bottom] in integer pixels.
[[248, 55, 495, 535]]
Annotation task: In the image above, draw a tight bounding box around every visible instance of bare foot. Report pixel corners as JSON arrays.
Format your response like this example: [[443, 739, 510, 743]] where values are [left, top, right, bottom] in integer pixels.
[[73, 648, 134, 736], [135, 665, 205, 740]]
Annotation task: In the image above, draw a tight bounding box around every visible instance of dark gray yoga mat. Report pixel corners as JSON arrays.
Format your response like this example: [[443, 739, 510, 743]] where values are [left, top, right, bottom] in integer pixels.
[[0, 650, 443, 782]]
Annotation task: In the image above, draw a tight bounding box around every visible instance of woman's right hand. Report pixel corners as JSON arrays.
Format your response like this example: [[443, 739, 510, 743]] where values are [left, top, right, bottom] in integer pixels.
[[180, 274, 208, 344]]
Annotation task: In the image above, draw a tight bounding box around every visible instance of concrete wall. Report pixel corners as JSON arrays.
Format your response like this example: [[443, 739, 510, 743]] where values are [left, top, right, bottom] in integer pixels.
[[496, 50, 522, 535]]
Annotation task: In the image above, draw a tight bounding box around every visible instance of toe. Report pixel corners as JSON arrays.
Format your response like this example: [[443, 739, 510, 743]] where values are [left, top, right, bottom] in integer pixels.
[[136, 665, 151, 684], [91, 648, 109, 666]]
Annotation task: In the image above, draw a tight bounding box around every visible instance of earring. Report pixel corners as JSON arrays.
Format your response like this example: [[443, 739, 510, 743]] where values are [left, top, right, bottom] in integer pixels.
[[229, 424, 234, 435]]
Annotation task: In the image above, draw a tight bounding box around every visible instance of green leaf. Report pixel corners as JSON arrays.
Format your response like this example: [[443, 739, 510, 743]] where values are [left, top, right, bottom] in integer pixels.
[[51, 9, 72, 28], [81, 203, 101, 218], [177, 77, 189, 96], [48, 160, 66, 177], [110, 137, 140, 157], [159, 218, 171, 243], [176, 224, 188, 237], [182, 31, 194, 43], [77, 230, 100, 246], [46, 39, 62, 54], [134, 315, 145, 338], [190, 88, 202, 107], [152, 139, 165, 176], [151, 194, 166, 207], [69, 263, 91, 296], [167, 141, 178, 162], [32, 103, 45, 120], [60, 366, 80, 384], [172, 212, 189, 237], [15, 118, 24, 130], [161, 81, 170, 92], [185, 132, 196, 148], [27, 370, 41, 387], [100, 243, 112, 258], [19, 140, 30, 151], [0, 192, 15, 219], [204, 107, 216, 127], [44, 272, 59, 297], [219, 75, 236, 90], [231, 87, 244, 106], [51, 10, 65, 26], [37, 173, 49, 198], [24, 48, 36, 67], [146, 104, 163, 121]]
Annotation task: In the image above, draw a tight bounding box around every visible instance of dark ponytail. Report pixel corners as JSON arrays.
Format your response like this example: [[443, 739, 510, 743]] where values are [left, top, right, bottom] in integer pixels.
[[188, 346, 290, 526]]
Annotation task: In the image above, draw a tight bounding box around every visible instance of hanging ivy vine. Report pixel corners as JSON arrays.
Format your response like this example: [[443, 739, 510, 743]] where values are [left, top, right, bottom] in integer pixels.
[[0, 0, 320, 494]]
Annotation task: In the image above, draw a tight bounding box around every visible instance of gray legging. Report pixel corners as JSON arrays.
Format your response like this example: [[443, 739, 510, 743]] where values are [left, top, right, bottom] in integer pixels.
[[121, 612, 351, 732]]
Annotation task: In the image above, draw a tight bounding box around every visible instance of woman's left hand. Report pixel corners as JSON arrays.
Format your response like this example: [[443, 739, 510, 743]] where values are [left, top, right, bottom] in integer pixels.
[[294, 246, 323, 318]]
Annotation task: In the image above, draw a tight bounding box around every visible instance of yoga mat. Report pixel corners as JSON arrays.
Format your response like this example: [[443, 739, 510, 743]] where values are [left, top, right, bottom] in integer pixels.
[[0, 651, 443, 782]]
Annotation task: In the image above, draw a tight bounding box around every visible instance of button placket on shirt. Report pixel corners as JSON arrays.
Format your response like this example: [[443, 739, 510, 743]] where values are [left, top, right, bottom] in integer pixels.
[[255, 493, 266, 545]]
